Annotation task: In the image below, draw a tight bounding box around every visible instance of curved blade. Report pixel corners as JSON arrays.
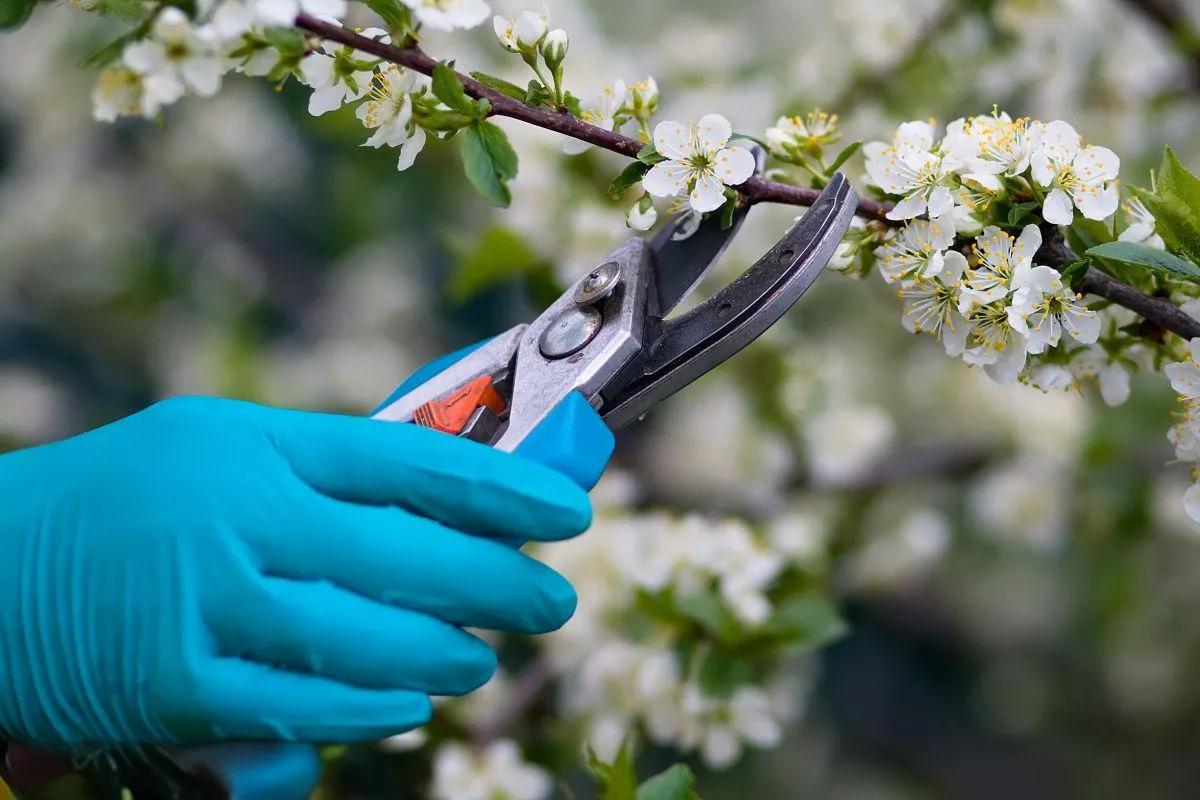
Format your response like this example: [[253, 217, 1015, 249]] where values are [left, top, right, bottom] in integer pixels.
[[601, 173, 858, 429], [648, 146, 765, 316]]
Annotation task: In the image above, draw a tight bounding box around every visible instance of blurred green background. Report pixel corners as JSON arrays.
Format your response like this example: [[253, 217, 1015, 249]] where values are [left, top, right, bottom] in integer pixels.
[[5, 0, 1200, 797]]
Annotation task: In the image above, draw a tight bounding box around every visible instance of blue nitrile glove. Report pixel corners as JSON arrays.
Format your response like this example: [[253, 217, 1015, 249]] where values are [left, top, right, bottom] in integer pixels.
[[0, 359, 612, 751]]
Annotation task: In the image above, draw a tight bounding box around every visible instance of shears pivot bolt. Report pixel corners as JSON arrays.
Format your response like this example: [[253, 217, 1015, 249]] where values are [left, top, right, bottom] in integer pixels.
[[539, 306, 602, 359], [573, 261, 622, 306]]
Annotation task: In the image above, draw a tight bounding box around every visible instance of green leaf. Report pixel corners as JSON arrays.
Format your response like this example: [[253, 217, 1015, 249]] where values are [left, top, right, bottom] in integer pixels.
[[1132, 185, 1200, 264], [415, 109, 475, 132], [731, 132, 769, 150], [262, 27, 308, 57], [469, 70, 527, 102], [697, 648, 754, 698], [764, 596, 847, 648], [637, 765, 697, 800], [1066, 217, 1115, 255], [563, 90, 584, 118], [826, 141, 862, 174], [80, 22, 150, 68], [1086, 242, 1200, 284], [432, 62, 481, 118], [637, 143, 667, 165], [720, 191, 738, 230], [593, 742, 637, 800], [363, 0, 412, 35], [676, 588, 742, 644], [609, 161, 650, 199], [1006, 201, 1039, 227], [0, 0, 35, 29], [461, 121, 518, 207], [447, 227, 546, 302], [1059, 259, 1090, 287], [524, 79, 554, 108], [1158, 146, 1200, 212]]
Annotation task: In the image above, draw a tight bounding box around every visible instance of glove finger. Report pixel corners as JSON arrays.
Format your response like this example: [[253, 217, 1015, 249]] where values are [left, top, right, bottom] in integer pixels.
[[265, 408, 591, 542], [192, 658, 431, 742], [246, 495, 577, 634], [515, 391, 614, 490], [209, 575, 496, 695], [171, 744, 321, 800]]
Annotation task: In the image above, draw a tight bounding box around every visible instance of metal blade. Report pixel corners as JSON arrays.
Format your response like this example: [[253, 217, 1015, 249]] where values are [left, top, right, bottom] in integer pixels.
[[647, 146, 765, 316], [600, 172, 858, 430]]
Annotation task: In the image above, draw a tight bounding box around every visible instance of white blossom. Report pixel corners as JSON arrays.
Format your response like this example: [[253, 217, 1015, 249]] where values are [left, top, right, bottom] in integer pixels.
[[250, 0, 347, 28], [1070, 345, 1131, 406], [764, 110, 839, 160], [356, 65, 428, 171], [961, 224, 1044, 309], [626, 198, 657, 231], [563, 81, 625, 155], [299, 28, 388, 116], [1030, 120, 1120, 225], [962, 301, 1029, 385], [865, 121, 958, 221], [1118, 198, 1164, 249], [898, 250, 972, 357], [122, 8, 224, 105], [1010, 282, 1101, 354], [431, 740, 550, 800], [876, 217, 956, 283], [92, 67, 148, 121], [643, 115, 756, 213], [400, 0, 490, 31], [493, 15, 519, 51], [944, 113, 1037, 189], [514, 8, 548, 45]]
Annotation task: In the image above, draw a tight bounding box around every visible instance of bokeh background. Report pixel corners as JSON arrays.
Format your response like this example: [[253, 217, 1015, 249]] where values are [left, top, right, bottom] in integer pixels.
[[4, 0, 1200, 797]]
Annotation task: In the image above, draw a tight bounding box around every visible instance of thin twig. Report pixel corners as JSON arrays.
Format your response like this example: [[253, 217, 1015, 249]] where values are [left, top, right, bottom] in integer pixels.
[[294, 13, 1200, 344]]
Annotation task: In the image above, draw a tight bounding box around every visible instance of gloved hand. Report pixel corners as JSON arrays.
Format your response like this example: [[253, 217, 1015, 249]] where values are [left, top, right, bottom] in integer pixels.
[[0, 353, 612, 751]]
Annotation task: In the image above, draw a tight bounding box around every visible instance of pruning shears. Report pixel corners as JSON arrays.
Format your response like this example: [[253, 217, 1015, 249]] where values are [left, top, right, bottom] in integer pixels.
[[374, 172, 859, 446], [0, 167, 856, 800]]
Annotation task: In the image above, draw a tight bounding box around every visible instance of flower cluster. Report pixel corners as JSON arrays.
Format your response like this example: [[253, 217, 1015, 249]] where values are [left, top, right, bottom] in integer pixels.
[[857, 113, 1140, 399], [535, 509, 833, 769]]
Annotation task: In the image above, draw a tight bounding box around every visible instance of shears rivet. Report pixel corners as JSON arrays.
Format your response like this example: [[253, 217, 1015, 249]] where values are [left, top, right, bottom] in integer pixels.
[[539, 306, 603, 359], [573, 261, 622, 306]]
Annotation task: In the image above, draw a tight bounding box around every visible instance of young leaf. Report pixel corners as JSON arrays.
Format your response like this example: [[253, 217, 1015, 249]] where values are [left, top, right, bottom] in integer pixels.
[[1131, 185, 1200, 264], [764, 596, 847, 649], [0, 0, 36, 29], [1158, 146, 1200, 212], [826, 140, 863, 174], [469, 70, 527, 102], [363, 0, 412, 36], [263, 27, 308, 57], [596, 743, 637, 800], [697, 648, 754, 698], [720, 191, 738, 230], [676, 588, 742, 644], [609, 161, 650, 199], [563, 90, 584, 118], [730, 132, 770, 150], [1059, 259, 1090, 287], [636, 765, 697, 800], [1006, 201, 1040, 227], [432, 62, 480, 118], [80, 22, 150, 69], [461, 121, 519, 207], [1086, 242, 1200, 284], [637, 143, 667, 165]]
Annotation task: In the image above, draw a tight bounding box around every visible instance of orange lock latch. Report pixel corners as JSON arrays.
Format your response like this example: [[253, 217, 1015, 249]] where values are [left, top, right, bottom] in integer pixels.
[[412, 376, 506, 435]]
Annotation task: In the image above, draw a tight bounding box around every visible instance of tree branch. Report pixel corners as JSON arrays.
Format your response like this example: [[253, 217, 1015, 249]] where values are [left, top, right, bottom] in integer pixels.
[[294, 13, 1200, 344]]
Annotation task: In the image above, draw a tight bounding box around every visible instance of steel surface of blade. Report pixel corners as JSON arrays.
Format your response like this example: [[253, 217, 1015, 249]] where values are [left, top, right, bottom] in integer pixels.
[[600, 173, 858, 430], [649, 201, 751, 316], [648, 145, 765, 315]]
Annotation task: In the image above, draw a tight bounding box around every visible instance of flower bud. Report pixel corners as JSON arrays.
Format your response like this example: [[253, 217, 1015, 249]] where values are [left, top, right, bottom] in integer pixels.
[[628, 76, 658, 115], [493, 15, 520, 52], [540, 28, 568, 67], [515, 9, 547, 46], [627, 196, 657, 231]]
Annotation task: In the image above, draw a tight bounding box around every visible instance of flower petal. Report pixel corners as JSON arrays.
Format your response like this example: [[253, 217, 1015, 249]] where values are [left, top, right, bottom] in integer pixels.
[[653, 121, 692, 161], [712, 146, 756, 186], [396, 126, 427, 171], [1074, 184, 1120, 221], [642, 160, 690, 198], [1042, 188, 1076, 225], [1075, 146, 1120, 182], [307, 84, 347, 115], [887, 191, 928, 221], [694, 113, 732, 151], [689, 173, 727, 212]]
